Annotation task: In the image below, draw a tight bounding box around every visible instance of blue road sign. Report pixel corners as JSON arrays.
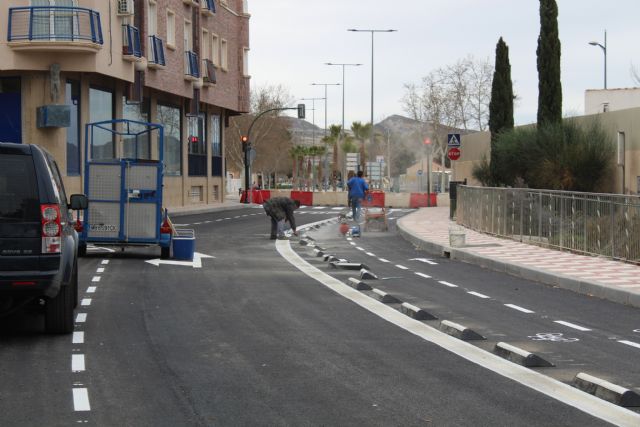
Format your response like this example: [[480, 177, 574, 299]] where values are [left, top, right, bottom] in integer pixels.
[[447, 133, 461, 147]]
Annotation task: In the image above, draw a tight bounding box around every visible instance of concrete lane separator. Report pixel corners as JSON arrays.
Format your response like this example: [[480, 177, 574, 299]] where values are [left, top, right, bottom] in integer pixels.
[[360, 268, 378, 280], [276, 238, 640, 427], [347, 277, 372, 291], [494, 342, 554, 368], [330, 261, 369, 270], [371, 288, 401, 304], [439, 320, 486, 341], [573, 373, 640, 407], [400, 302, 438, 320], [314, 248, 324, 257]]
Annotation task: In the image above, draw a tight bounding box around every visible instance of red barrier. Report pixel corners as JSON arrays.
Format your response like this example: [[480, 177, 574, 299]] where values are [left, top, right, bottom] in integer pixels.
[[240, 189, 265, 204], [260, 190, 271, 201], [409, 193, 437, 208], [290, 191, 313, 206], [365, 191, 385, 207]]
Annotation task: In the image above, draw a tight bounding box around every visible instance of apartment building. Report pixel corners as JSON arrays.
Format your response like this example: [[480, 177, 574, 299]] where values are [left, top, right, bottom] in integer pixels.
[[0, 0, 250, 207]]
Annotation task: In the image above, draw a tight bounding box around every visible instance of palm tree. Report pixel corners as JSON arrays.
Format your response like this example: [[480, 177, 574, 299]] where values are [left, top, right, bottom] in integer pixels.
[[351, 121, 372, 172], [323, 124, 342, 190], [289, 145, 307, 189]]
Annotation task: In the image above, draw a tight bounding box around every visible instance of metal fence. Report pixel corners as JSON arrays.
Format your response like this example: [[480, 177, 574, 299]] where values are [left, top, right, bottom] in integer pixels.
[[8, 6, 103, 44], [457, 186, 640, 263]]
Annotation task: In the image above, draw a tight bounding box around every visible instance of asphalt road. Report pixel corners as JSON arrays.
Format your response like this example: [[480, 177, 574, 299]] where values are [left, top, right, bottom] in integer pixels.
[[0, 205, 638, 426]]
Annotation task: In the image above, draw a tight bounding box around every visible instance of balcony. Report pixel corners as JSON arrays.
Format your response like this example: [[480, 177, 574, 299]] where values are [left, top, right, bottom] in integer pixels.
[[7, 6, 103, 53], [201, 0, 216, 16], [122, 25, 141, 61], [202, 59, 216, 86], [148, 35, 166, 68], [184, 51, 200, 81]]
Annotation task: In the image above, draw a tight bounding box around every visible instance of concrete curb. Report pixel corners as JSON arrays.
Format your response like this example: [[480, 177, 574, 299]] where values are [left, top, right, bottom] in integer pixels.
[[346, 277, 372, 291], [330, 262, 368, 270], [438, 320, 485, 341], [400, 302, 437, 320], [494, 342, 554, 368], [396, 214, 640, 309], [371, 288, 401, 304], [574, 373, 640, 407], [360, 268, 378, 280]]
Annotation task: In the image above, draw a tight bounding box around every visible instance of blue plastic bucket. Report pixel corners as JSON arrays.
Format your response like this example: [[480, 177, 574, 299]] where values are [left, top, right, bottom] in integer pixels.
[[172, 229, 195, 261]]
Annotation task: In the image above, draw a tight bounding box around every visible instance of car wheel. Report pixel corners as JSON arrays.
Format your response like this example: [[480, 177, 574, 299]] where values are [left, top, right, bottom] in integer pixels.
[[78, 243, 87, 257], [161, 246, 170, 260], [45, 275, 75, 334]]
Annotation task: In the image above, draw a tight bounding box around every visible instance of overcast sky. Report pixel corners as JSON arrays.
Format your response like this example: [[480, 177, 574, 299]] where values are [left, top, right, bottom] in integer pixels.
[[248, 0, 639, 131]]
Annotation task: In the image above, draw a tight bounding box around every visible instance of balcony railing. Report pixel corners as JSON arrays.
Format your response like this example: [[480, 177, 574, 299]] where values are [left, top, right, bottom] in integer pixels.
[[122, 25, 141, 59], [8, 6, 103, 47], [202, 58, 216, 85], [148, 35, 166, 67], [185, 51, 200, 79]]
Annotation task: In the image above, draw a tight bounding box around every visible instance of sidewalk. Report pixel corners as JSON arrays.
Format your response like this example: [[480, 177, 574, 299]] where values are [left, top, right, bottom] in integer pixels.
[[397, 207, 640, 309], [167, 196, 248, 217]]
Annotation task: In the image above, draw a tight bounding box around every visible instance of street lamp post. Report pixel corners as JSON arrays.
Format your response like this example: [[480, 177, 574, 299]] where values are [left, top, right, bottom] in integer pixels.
[[300, 97, 324, 191], [311, 82, 341, 138], [325, 62, 362, 134], [589, 30, 607, 89], [347, 28, 397, 172]]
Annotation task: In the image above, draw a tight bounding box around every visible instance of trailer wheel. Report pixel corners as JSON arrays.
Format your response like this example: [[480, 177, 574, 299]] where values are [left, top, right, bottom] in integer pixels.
[[161, 246, 170, 259]]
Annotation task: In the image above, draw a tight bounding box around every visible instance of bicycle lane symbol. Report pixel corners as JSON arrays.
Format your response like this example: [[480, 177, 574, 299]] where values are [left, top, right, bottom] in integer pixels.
[[528, 333, 579, 342]]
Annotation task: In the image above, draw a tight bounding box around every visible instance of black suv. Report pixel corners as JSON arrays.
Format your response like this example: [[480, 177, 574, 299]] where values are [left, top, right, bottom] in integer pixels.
[[0, 143, 87, 333]]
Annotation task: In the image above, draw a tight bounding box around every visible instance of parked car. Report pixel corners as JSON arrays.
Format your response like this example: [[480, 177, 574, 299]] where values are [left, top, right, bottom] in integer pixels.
[[0, 143, 87, 333]]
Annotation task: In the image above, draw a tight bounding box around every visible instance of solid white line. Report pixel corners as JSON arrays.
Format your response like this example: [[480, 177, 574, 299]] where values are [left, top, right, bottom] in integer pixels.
[[101, 260, 109, 265], [72, 354, 85, 372], [619, 340, 640, 349], [73, 388, 91, 411], [81, 299, 92, 306], [366, 252, 376, 257], [378, 258, 390, 263], [415, 272, 431, 279], [395, 264, 409, 270], [91, 276, 101, 283], [86, 287, 96, 293], [468, 291, 491, 299], [96, 267, 105, 273], [75, 313, 87, 323], [554, 321, 592, 332], [72, 331, 84, 344], [504, 304, 535, 314], [274, 240, 640, 426], [438, 281, 458, 288]]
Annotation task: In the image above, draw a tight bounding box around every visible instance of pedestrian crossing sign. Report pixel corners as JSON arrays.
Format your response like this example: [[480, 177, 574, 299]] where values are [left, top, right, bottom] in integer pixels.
[[447, 133, 461, 147]]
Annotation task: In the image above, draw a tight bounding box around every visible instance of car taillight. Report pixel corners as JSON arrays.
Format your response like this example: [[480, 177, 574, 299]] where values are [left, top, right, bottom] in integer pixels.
[[41, 204, 61, 254]]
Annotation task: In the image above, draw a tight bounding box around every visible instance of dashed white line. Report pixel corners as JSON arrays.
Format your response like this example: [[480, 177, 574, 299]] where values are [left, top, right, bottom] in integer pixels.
[[378, 258, 390, 263], [415, 272, 431, 279], [75, 313, 87, 323], [72, 331, 84, 344], [193, 222, 202, 225], [468, 291, 491, 299], [96, 267, 105, 273], [81, 298, 92, 306], [346, 238, 353, 241], [618, 340, 640, 349], [438, 280, 458, 288], [395, 264, 409, 270], [504, 304, 535, 314], [101, 260, 109, 265], [356, 247, 365, 251], [72, 354, 85, 372], [86, 287, 96, 294], [91, 276, 101, 283], [72, 388, 91, 411], [554, 321, 592, 332], [216, 219, 222, 222], [349, 242, 356, 246], [224, 217, 231, 220]]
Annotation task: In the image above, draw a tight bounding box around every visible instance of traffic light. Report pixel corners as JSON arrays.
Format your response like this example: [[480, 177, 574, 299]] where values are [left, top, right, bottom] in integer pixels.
[[241, 135, 249, 152]]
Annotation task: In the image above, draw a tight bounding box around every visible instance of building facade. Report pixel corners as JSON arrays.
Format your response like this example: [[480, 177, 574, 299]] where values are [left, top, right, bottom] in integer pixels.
[[0, 0, 250, 208]]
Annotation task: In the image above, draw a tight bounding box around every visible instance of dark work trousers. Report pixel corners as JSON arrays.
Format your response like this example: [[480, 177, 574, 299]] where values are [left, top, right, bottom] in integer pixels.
[[270, 217, 285, 238]]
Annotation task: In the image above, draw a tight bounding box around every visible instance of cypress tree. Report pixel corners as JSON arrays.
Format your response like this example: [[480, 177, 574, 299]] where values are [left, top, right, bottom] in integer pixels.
[[489, 37, 514, 183], [536, 0, 562, 126]]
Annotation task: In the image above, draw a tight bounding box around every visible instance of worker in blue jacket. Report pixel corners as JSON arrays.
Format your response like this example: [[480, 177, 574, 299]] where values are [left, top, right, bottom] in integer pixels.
[[347, 170, 369, 222]]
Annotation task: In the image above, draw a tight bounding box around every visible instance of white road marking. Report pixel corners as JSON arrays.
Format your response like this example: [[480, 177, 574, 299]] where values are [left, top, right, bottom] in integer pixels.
[[204, 221, 212, 223], [332, 207, 344, 210], [86, 287, 96, 294], [91, 276, 101, 283], [356, 247, 365, 251], [410, 258, 438, 265], [619, 340, 640, 349], [72, 354, 85, 372], [80, 299, 92, 306], [275, 239, 640, 427], [438, 281, 458, 288], [349, 242, 356, 246], [242, 215, 249, 217], [101, 260, 109, 265], [346, 238, 352, 241], [395, 264, 409, 270], [378, 258, 390, 263], [224, 217, 231, 220], [96, 268, 105, 274], [554, 321, 592, 332], [468, 291, 491, 299], [72, 332, 84, 344], [75, 313, 87, 323], [145, 252, 214, 268], [415, 272, 431, 279], [73, 388, 91, 411], [216, 219, 222, 222], [366, 252, 376, 257], [193, 222, 202, 225], [504, 304, 535, 314]]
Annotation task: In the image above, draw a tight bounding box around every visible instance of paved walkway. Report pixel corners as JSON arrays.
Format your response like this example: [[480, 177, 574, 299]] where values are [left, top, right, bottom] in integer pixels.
[[397, 207, 640, 309]]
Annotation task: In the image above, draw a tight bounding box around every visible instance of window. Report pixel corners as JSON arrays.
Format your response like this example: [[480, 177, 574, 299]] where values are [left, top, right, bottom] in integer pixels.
[[0, 154, 39, 221], [65, 80, 80, 175], [89, 87, 115, 160], [0, 77, 22, 144], [243, 47, 249, 76], [157, 103, 181, 175], [201, 29, 209, 60], [211, 33, 219, 66], [243, 0, 249, 14], [148, 0, 157, 35], [184, 20, 192, 52], [220, 38, 228, 70], [166, 10, 175, 47], [122, 97, 151, 159]]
